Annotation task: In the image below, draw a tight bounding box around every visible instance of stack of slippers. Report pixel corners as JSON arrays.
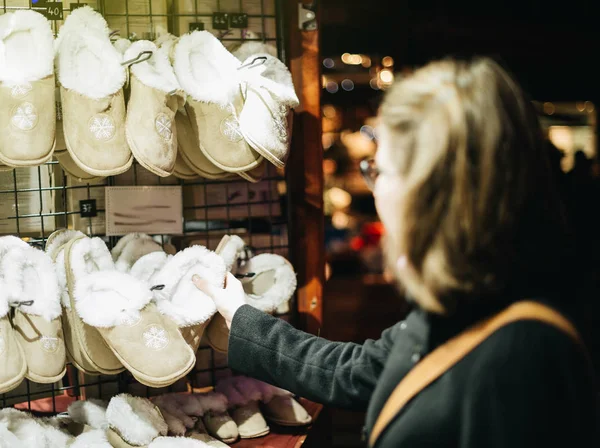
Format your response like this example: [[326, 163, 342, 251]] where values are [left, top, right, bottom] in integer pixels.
[[67, 393, 228, 447], [0, 236, 66, 395], [202, 234, 297, 354], [215, 375, 311, 440], [0, 10, 56, 169]]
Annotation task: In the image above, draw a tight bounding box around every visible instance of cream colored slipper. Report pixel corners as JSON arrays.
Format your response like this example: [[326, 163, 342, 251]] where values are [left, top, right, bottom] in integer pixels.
[[0, 408, 75, 448], [186, 417, 231, 448], [1, 243, 66, 384], [172, 150, 199, 180], [55, 6, 132, 177], [124, 40, 181, 177], [65, 236, 195, 387], [235, 49, 299, 169], [111, 233, 163, 273], [0, 285, 26, 396], [148, 246, 226, 353], [201, 410, 239, 444], [216, 376, 270, 439], [173, 31, 264, 174], [261, 395, 312, 427], [0, 10, 56, 168], [55, 150, 103, 182], [237, 158, 267, 183]]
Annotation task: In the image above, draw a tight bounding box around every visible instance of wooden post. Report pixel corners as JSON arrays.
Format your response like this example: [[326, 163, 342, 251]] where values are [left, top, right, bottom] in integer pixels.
[[285, 0, 325, 336]]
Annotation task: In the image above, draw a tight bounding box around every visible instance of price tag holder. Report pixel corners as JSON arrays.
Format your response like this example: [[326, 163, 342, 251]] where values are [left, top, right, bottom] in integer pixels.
[[79, 199, 97, 218], [43, 2, 63, 20], [229, 13, 248, 29], [212, 12, 229, 30], [71, 3, 87, 10], [189, 22, 205, 32]]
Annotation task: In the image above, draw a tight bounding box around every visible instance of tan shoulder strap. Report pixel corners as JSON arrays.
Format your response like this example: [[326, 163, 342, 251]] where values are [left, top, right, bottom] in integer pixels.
[[369, 301, 584, 447]]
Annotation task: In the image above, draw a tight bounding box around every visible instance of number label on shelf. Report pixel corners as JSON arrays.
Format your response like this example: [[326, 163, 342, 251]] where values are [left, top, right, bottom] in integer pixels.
[[43, 3, 63, 20], [229, 13, 248, 29], [212, 12, 229, 30], [79, 199, 97, 218], [189, 22, 205, 32]]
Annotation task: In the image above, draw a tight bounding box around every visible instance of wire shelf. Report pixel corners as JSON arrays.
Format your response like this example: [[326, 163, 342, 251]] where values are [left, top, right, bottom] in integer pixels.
[[0, 0, 290, 414]]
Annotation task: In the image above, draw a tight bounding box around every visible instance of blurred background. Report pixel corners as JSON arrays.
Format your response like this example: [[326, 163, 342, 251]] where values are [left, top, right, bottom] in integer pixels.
[[318, 1, 598, 445]]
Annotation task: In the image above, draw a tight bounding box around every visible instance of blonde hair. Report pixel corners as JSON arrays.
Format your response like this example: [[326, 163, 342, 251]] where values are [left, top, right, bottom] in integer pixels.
[[379, 57, 567, 312]]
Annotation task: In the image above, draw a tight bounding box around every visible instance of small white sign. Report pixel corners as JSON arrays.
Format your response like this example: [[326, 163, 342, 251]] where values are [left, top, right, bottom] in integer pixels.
[[105, 186, 183, 236]]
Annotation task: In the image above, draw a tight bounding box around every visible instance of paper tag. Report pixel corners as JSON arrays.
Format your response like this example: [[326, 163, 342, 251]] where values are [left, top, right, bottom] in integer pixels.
[[212, 12, 229, 30], [105, 186, 183, 236], [229, 13, 248, 29]]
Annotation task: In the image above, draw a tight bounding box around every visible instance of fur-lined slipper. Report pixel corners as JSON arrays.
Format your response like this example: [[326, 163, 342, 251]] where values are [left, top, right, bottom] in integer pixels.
[[201, 234, 246, 353], [149, 436, 218, 447], [236, 50, 299, 169], [173, 31, 263, 174], [149, 246, 226, 353], [68, 398, 109, 431], [53, 235, 123, 375], [111, 233, 163, 273], [1, 244, 66, 383], [172, 150, 199, 180], [237, 158, 267, 183], [215, 376, 270, 439], [256, 382, 311, 427], [130, 252, 171, 285], [231, 41, 278, 63], [185, 418, 231, 448], [45, 229, 86, 262], [55, 6, 132, 177], [0, 281, 26, 395], [55, 149, 104, 182], [64, 236, 195, 387], [0, 10, 56, 168], [105, 394, 168, 447], [0, 408, 75, 448], [238, 253, 297, 313], [113, 38, 132, 55], [124, 40, 182, 177]]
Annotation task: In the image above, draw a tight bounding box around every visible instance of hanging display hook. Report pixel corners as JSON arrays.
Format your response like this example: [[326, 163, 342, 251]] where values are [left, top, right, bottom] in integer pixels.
[[238, 56, 267, 70], [122, 50, 153, 66]]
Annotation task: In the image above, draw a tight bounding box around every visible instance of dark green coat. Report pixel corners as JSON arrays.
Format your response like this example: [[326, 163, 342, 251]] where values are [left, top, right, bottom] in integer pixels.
[[228, 301, 597, 447]]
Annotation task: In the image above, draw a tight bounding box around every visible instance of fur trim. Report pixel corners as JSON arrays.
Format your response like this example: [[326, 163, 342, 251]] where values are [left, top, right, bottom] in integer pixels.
[[149, 437, 208, 448], [71, 429, 112, 448], [2, 413, 72, 448], [125, 40, 180, 93], [151, 246, 225, 327], [232, 42, 277, 63], [154, 34, 177, 64], [106, 394, 167, 446], [68, 399, 108, 430], [45, 230, 85, 260], [114, 238, 163, 273], [74, 270, 153, 328], [69, 237, 115, 279], [54, 249, 70, 309], [173, 31, 241, 106], [0, 10, 54, 85], [240, 54, 299, 108], [238, 254, 297, 312], [55, 8, 125, 99], [0, 235, 29, 256], [0, 420, 24, 448], [151, 396, 195, 429], [256, 381, 292, 404], [196, 392, 228, 415], [215, 376, 263, 408], [130, 252, 171, 284], [113, 38, 132, 55], [111, 233, 154, 262], [0, 245, 61, 321], [156, 408, 186, 437], [216, 235, 245, 272], [154, 34, 177, 48]]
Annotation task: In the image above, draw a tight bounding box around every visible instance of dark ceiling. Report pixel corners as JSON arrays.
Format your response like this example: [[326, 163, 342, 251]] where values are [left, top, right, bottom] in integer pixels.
[[319, 0, 599, 100]]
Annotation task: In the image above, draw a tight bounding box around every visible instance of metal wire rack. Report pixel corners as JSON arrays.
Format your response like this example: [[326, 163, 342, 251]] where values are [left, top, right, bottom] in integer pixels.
[[0, 0, 291, 415]]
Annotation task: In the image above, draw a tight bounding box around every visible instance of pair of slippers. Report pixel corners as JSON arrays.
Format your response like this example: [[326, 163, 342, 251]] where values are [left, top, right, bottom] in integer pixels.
[[45, 229, 208, 388], [154, 31, 298, 183], [0, 10, 56, 169], [0, 407, 110, 448], [214, 376, 312, 442], [67, 393, 227, 447], [0, 236, 66, 395]]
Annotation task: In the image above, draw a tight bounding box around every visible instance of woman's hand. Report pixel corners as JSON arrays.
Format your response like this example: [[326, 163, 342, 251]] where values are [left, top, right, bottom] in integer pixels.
[[192, 272, 246, 329]]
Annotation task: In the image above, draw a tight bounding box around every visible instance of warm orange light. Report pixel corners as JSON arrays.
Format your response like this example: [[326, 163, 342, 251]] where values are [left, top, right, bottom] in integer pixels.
[[543, 102, 555, 115], [379, 69, 394, 84], [341, 53, 352, 64], [382, 56, 394, 67]]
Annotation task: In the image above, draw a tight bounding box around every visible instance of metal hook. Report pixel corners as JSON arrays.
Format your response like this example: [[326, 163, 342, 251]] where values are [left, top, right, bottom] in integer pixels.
[[150, 284, 165, 291], [238, 56, 267, 70], [122, 50, 153, 66], [9, 300, 34, 308], [109, 29, 120, 38], [234, 272, 255, 279]]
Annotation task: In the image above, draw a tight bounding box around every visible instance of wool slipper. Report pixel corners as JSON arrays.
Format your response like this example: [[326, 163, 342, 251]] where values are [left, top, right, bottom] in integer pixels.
[[237, 158, 267, 183], [172, 150, 199, 180], [201, 411, 239, 444], [54, 149, 104, 182], [231, 42, 278, 63], [173, 31, 263, 174], [124, 40, 182, 177], [45, 229, 87, 261], [105, 394, 168, 447], [149, 246, 226, 353], [65, 236, 195, 387], [0, 408, 73, 448], [53, 235, 123, 375], [55, 6, 132, 177], [215, 376, 270, 439], [130, 251, 172, 285], [236, 51, 299, 169], [68, 398, 109, 431], [185, 418, 231, 448], [0, 279, 27, 395], [0, 10, 56, 168], [111, 233, 163, 273], [237, 253, 297, 313], [255, 381, 311, 427], [1, 244, 66, 383]]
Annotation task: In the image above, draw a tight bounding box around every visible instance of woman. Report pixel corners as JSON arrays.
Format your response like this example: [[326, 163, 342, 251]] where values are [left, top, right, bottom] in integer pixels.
[[194, 57, 597, 447]]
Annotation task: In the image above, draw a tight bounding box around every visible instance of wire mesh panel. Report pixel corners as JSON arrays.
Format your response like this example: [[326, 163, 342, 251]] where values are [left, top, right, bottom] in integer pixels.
[[0, 0, 290, 414]]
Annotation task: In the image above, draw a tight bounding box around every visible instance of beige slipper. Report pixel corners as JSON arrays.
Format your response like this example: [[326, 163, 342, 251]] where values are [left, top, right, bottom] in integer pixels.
[[0, 280, 26, 394], [124, 40, 182, 177], [55, 6, 132, 177], [202, 410, 239, 444], [0, 10, 56, 168], [237, 158, 267, 183], [65, 236, 195, 387], [1, 243, 66, 384], [261, 395, 312, 427], [188, 416, 232, 447], [172, 150, 199, 180], [173, 31, 264, 174], [111, 233, 163, 273]]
